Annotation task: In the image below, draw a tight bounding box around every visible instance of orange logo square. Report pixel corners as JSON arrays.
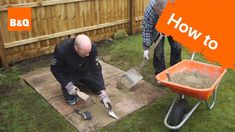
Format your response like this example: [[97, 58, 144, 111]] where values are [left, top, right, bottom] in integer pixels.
[[8, 8, 32, 31]]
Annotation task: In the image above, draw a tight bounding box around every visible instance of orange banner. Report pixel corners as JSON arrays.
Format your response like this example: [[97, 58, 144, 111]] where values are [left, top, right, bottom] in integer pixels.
[[156, 0, 235, 70]]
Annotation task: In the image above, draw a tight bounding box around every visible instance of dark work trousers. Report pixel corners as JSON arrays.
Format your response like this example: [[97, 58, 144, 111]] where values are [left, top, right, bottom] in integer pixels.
[[153, 36, 182, 75], [61, 71, 105, 101]]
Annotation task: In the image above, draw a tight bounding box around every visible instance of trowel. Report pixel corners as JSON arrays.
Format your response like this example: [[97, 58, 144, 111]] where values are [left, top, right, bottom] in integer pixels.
[[107, 103, 119, 119]]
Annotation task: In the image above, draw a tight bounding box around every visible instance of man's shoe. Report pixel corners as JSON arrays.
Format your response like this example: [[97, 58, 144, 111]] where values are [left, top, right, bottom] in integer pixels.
[[66, 96, 79, 106]]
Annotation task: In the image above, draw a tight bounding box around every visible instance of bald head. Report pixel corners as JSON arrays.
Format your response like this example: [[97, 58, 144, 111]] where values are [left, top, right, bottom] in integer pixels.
[[74, 34, 92, 57]]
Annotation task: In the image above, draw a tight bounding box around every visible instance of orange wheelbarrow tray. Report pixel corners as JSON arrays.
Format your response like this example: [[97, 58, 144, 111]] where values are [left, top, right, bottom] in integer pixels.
[[156, 59, 227, 130]]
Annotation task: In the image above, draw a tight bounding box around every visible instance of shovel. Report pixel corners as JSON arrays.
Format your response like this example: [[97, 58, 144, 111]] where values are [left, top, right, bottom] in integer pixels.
[[118, 33, 165, 89]]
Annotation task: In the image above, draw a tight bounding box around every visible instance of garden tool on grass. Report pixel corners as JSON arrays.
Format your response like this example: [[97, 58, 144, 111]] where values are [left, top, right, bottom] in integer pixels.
[[119, 33, 165, 89]]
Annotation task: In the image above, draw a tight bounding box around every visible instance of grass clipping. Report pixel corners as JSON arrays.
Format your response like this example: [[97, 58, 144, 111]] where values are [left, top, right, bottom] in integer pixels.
[[170, 71, 214, 89]]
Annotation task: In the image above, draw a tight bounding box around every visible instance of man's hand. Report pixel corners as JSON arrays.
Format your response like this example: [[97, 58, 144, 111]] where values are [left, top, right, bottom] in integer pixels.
[[99, 90, 112, 109], [65, 82, 79, 95], [143, 50, 150, 60]]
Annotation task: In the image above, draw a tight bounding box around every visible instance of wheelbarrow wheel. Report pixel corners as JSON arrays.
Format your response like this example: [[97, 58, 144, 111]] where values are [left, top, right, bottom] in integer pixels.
[[168, 99, 188, 132]]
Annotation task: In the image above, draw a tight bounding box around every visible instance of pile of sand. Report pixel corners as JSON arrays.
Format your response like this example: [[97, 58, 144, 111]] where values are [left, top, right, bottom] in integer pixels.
[[170, 71, 214, 89], [116, 76, 132, 90]]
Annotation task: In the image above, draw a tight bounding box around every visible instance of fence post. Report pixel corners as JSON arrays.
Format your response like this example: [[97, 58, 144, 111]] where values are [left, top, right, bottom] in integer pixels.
[[129, 0, 136, 35], [0, 29, 10, 69]]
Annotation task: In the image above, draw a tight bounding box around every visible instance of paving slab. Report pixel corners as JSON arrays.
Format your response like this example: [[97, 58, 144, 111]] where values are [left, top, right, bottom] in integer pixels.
[[23, 68, 56, 88], [65, 83, 145, 132], [105, 73, 166, 104], [105, 72, 124, 88], [102, 64, 124, 79], [36, 82, 62, 101], [49, 96, 88, 116], [23, 61, 166, 131], [130, 80, 166, 104]]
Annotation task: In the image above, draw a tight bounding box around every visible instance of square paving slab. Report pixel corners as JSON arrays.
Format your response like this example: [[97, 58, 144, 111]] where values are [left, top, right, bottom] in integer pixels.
[[23, 61, 166, 131]]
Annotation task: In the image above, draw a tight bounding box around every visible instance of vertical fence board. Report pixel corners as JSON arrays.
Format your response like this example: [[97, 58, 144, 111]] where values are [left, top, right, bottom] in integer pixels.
[[0, 30, 9, 68], [0, 0, 149, 63]]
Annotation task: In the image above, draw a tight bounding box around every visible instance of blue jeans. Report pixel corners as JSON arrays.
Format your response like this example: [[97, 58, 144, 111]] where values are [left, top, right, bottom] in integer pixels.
[[153, 36, 182, 75]]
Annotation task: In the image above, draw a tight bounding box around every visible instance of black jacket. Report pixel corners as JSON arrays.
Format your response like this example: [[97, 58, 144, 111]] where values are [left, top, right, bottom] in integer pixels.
[[50, 38, 104, 87]]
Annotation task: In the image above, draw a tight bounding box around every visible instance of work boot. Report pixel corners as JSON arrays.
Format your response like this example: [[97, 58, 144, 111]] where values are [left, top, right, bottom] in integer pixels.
[[66, 96, 79, 106]]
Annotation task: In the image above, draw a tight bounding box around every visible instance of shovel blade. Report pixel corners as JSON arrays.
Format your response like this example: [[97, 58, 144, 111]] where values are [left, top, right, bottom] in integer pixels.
[[108, 110, 119, 119], [120, 67, 143, 89]]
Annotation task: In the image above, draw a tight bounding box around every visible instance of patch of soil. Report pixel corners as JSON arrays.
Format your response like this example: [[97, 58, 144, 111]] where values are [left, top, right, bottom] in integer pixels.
[[116, 80, 129, 90], [0, 85, 13, 96], [116, 75, 133, 90], [0, 111, 7, 131], [15, 54, 52, 74], [0, 82, 23, 96], [170, 71, 214, 88]]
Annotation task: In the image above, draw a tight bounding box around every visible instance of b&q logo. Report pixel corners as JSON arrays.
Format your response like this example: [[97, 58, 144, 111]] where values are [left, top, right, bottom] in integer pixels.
[[8, 8, 31, 31]]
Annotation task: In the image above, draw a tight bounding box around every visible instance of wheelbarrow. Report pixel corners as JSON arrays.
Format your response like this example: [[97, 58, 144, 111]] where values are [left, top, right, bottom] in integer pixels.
[[156, 53, 227, 131]]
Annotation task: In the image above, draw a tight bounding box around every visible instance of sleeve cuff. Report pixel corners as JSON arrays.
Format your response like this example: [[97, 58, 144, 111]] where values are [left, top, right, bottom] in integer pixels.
[[143, 44, 150, 50]]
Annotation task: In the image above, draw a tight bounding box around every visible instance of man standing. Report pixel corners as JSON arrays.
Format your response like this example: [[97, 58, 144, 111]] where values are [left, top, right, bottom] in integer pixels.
[[51, 34, 111, 109], [142, 0, 181, 82]]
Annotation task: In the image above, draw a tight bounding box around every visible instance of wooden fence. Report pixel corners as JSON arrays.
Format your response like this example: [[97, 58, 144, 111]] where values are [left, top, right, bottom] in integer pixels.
[[0, 0, 149, 68]]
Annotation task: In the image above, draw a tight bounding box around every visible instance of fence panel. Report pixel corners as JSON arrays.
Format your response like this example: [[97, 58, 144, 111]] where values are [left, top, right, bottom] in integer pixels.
[[0, 0, 149, 65]]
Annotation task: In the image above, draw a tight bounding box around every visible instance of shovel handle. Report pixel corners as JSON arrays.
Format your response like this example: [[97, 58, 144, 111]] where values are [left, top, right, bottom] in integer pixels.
[[138, 33, 165, 71], [138, 59, 147, 71], [151, 33, 165, 53]]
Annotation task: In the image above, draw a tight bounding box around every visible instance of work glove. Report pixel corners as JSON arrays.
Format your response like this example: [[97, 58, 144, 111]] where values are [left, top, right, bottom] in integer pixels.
[[143, 50, 150, 60], [99, 90, 112, 109], [65, 82, 79, 95]]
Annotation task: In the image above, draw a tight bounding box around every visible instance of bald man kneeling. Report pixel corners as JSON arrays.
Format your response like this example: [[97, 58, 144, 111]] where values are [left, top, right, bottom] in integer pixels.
[[51, 34, 111, 109]]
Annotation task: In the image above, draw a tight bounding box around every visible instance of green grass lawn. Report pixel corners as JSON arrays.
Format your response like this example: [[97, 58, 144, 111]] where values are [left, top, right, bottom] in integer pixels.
[[0, 34, 234, 132]]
